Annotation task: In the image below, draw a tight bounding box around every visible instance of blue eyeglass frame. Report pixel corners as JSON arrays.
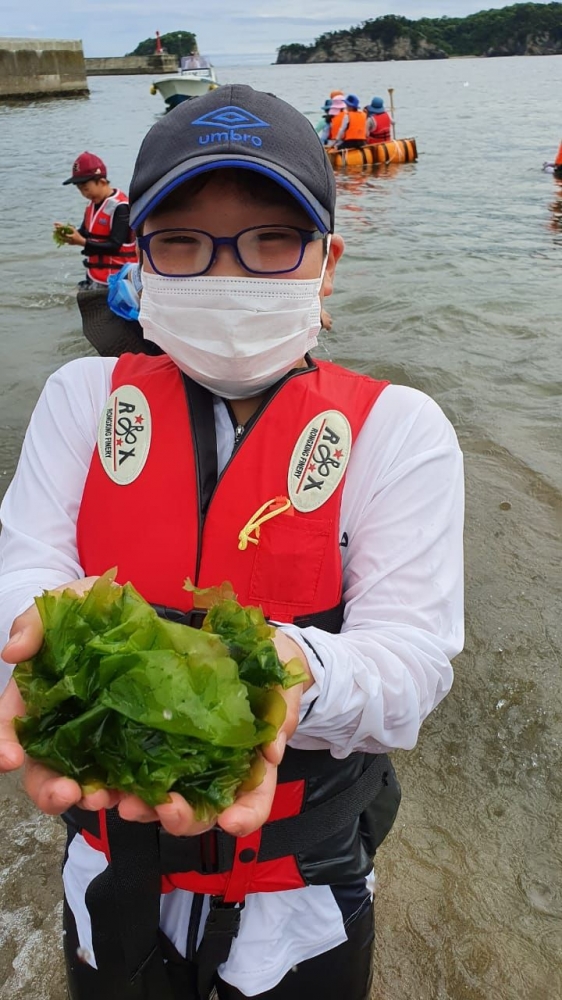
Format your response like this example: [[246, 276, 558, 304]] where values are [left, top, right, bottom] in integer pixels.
[[136, 225, 326, 277]]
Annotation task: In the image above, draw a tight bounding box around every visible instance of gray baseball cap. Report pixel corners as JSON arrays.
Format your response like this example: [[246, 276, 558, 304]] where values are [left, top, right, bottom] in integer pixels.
[[129, 84, 336, 233]]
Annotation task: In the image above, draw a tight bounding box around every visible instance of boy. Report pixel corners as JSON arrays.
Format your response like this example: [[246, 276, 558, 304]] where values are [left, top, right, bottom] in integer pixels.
[[0, 85, 464, 999], [55, 151, 137, 288]]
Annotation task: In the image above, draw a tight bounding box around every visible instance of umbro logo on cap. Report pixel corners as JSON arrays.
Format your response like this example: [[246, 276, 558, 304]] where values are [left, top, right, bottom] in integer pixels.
[[191, 105, 270, 147], [192, 106, 269, 128]]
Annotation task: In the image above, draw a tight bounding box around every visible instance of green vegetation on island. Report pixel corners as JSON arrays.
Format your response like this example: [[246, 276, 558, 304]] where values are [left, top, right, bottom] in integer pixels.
[[128, 30, 197, 58], [276, 3, 562, 63]]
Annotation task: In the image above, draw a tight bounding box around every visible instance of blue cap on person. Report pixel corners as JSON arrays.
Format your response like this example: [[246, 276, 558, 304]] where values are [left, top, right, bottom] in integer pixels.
[[321, 98, 332, 112], [368, 97, 385, 114], [344, 94, 360, 110], [129, 84, 336, 233]]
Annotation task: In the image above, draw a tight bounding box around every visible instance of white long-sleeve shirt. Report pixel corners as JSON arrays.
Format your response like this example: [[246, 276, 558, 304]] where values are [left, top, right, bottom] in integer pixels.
[[0, 356, 464, 992]]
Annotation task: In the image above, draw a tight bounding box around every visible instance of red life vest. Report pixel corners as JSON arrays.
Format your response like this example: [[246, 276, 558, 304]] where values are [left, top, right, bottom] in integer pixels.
[[74, 354, 391, 902], [83, 188, 137, 284], [367, 111, 393, 144]]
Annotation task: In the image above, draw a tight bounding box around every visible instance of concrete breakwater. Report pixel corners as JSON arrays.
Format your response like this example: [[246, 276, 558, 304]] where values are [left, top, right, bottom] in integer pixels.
[[85, 54, 178, 76], [0, 38, 88, 99]]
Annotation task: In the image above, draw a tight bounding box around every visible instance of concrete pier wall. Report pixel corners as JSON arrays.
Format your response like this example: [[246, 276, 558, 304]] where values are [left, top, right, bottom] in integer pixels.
[[0, 38, 88, 98], [85, 54, 178, 75]]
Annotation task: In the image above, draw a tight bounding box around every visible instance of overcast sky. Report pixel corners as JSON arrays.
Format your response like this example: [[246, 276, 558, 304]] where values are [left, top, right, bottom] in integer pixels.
[[0, 1, 555, 62]]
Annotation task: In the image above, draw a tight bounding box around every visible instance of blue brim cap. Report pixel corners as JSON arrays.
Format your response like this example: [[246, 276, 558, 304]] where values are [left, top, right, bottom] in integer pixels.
[[129, 84, 335, 233]]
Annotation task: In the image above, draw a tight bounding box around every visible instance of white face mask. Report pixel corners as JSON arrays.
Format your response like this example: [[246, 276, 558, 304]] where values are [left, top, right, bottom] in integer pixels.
[[138, 239, 331, 399]]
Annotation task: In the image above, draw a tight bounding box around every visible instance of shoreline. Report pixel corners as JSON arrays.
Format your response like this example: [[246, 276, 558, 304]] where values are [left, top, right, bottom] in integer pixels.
[[275, 52, 559, 65]]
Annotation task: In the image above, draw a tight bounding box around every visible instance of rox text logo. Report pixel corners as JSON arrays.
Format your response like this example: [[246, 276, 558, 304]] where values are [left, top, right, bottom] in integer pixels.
[[191, 106, 270, 148], [98, 386, 152, 486], [288, 410, 352, 514]]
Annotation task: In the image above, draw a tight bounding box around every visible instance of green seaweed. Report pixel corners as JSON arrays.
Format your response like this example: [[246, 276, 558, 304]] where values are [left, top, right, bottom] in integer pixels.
[[52, 224, 74, 247], [14, 571, 307, 819]]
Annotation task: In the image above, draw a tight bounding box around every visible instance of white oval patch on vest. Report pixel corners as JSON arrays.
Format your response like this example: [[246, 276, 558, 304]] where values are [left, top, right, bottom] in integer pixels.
[[97, 385, 151, 485], [288, 410, 352, 513]]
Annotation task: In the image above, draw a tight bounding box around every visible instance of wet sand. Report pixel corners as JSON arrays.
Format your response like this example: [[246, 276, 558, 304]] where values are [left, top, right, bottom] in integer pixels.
[[0, 777, 65, 1000], [372, 437, 562, 1000], [2, 442, 560, 1000]]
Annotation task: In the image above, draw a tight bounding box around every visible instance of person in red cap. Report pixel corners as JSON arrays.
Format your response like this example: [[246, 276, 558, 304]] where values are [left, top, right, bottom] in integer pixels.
[[54, 151, 137, 289]]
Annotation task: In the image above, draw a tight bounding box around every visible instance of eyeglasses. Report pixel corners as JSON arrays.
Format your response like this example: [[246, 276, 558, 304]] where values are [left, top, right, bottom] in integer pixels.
[[137, 225, 325, 277]]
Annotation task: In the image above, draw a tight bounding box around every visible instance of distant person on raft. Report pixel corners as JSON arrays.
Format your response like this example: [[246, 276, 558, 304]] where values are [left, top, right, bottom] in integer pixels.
[[328, 94, 368, 150], [365, 97, 394, 144]]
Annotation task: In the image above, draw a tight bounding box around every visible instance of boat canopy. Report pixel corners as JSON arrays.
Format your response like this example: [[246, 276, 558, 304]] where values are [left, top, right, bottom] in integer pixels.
[[180, 54, 211, 71]]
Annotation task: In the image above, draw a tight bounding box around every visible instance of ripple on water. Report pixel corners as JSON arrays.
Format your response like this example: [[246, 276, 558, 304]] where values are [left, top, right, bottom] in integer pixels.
[[517, 872, 562, 919], [0, 902, 64, 1000]]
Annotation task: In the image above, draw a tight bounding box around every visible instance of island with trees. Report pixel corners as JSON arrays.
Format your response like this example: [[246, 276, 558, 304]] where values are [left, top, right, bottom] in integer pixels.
[[127, 30, 197, 59], [276, 3, 562, 63]]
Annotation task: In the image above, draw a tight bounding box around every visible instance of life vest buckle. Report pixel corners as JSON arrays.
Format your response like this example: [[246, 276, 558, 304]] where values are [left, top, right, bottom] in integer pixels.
[[151, 604, 207, 629], [204, 896, 243, 936]]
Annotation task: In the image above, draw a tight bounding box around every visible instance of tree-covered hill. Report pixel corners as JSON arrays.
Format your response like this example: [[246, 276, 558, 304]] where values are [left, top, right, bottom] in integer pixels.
[[127, 31, 197, 58], [276, 3, 562, 63]]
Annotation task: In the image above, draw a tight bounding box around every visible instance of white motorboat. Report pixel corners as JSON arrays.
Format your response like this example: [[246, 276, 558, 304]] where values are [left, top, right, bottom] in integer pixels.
[[151, 53, 219, 110]]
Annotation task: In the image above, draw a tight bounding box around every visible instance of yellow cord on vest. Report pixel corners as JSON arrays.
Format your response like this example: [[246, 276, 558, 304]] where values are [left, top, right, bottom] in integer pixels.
[[238, 496, 292, 551]]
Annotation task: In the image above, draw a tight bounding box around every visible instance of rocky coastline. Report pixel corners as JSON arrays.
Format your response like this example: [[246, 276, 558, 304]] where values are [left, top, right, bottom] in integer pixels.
[[278, 36, 447, 64], [276, 4, 562, 63]]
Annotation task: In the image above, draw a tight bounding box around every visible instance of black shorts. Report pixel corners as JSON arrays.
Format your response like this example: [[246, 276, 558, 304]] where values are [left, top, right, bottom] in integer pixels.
[[64, 892, 374, 1000], [338, 140, 367, 149]]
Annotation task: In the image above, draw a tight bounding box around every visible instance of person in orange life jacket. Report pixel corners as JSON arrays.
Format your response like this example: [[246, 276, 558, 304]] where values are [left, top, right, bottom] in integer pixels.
[[54, 151, 137, 290], [329, 94, 367, 150], [365, 97, 394, 144], [325, 94, 347, 145], [0, 85, 464, 1000], [318, 89, 344, 134], [316, 94, 346, 145]]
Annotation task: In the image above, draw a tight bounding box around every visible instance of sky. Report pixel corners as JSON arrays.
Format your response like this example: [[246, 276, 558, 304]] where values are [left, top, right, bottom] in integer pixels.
[[0, 1, 556, 63]]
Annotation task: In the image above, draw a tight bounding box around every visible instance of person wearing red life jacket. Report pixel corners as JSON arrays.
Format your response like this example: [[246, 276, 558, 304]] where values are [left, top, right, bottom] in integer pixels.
[[554, 139, 562, 178], [365, 97, 394, 144], [54, 151, 137, 289], [0, 86, 464, 1000]]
